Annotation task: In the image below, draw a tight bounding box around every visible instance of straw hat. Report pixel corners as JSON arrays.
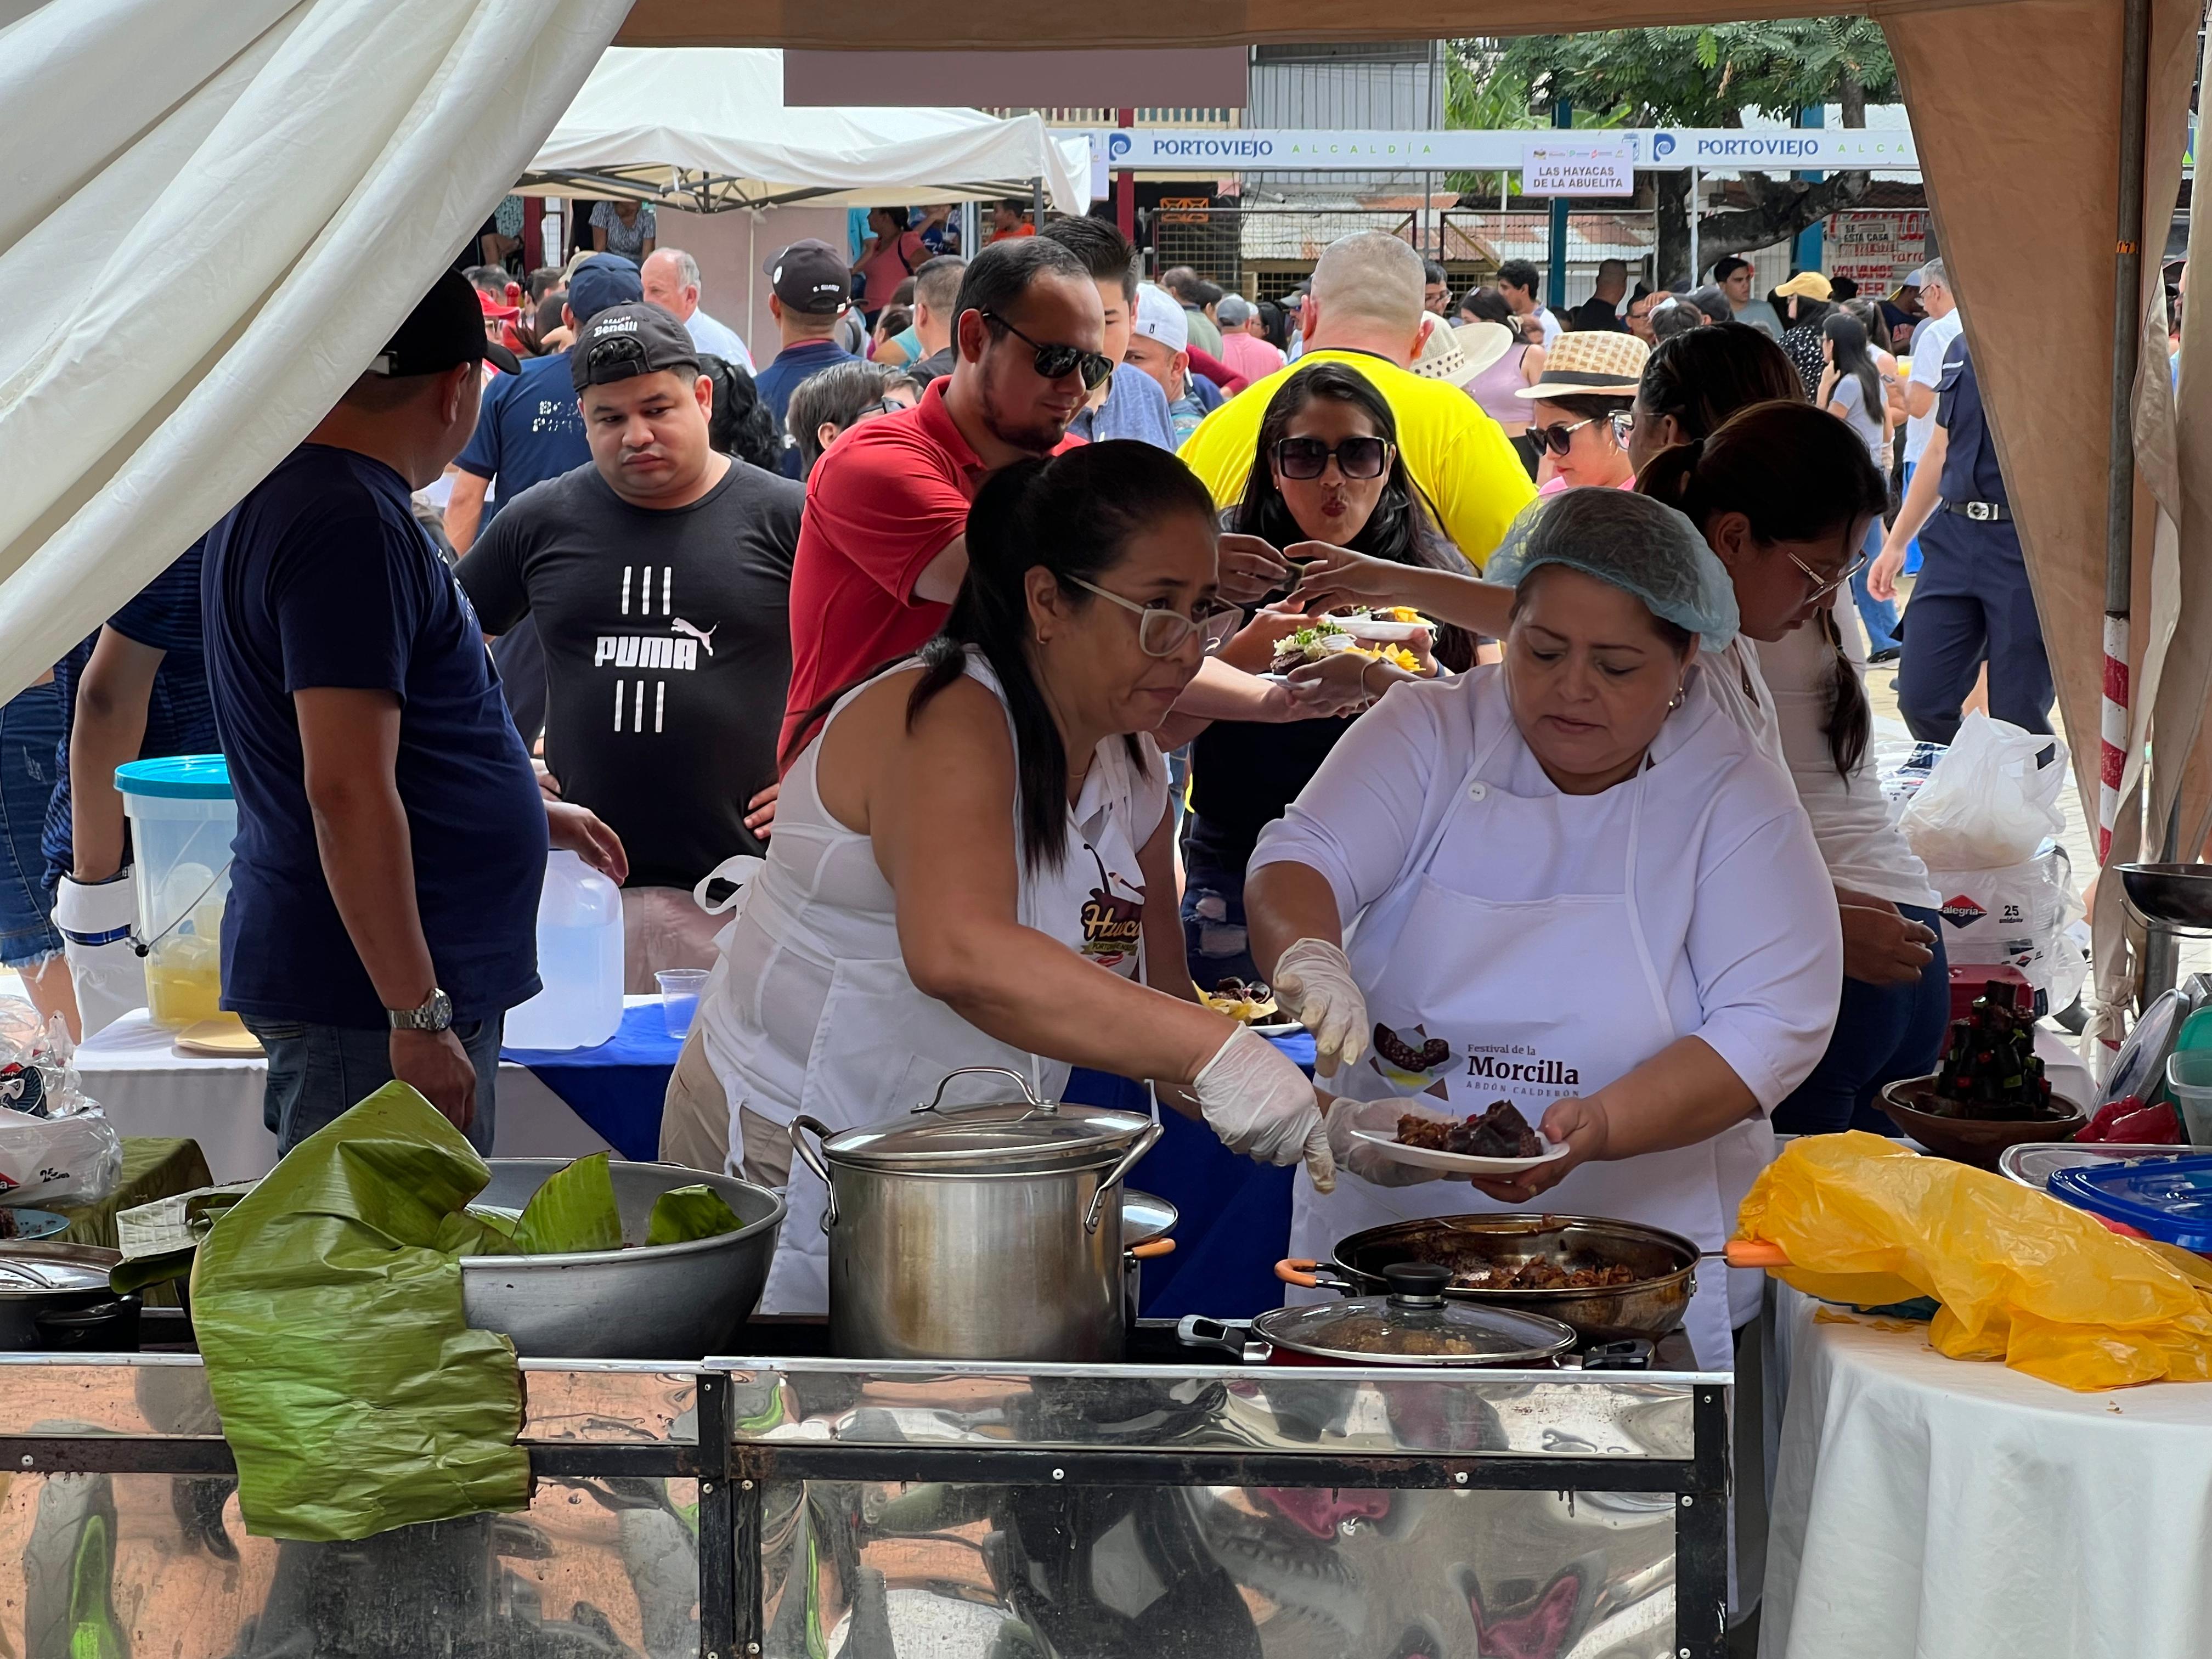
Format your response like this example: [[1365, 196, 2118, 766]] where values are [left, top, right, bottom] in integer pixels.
[[1410, 318, 1516, 387], [1513, 329, 1650, 399]]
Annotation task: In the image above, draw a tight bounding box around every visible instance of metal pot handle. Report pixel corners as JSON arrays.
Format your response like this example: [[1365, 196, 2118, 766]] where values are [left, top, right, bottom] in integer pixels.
[[1081, 1120, 1163, 1233], [789, 1116, 838, 1227], [914, 1066, 1056, 1118]]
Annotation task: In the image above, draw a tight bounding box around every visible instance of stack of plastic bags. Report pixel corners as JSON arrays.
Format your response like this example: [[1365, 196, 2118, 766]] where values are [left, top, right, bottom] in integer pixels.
[[0, 996, 121, 1215]]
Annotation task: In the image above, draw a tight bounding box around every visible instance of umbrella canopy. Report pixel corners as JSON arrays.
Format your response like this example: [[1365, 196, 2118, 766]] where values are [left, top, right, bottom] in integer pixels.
[[522, 47, 1091, 213]]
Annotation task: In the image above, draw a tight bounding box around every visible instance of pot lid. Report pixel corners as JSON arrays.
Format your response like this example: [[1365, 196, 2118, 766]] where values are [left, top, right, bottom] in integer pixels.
[[0, 1254, 115, 1296], [819, 1068, 1152, 1173], [1122, 1189, 1177, 1248], [1254, 1263, 1578, 1365]]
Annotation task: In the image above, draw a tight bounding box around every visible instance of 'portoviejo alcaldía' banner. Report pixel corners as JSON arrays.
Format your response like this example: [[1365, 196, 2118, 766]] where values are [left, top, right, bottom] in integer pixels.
[[1070, 127, 1919, 172]]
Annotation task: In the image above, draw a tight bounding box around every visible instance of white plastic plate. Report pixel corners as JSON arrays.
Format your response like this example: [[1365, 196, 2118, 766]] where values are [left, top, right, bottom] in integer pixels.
[[1332, 617, 1432, 643], [1349, 1125, 1573, 1175]]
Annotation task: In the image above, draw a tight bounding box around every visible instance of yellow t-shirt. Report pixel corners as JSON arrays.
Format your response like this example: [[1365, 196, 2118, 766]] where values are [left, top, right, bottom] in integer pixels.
[[1178, 349, 1537, 570]]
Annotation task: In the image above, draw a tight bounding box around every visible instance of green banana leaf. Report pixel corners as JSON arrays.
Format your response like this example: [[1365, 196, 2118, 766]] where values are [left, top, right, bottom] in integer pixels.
[[646, 1183, 743, 1246], [508, 1152, 622, 1254], [191, 1083, 528, 1542]]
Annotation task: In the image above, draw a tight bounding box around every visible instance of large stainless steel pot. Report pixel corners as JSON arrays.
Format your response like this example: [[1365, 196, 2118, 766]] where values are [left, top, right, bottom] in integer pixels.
[[0, 1243, 136, 1351], [792, 1067, 1160, 1362], [462, 1160, 784, 1359], [1282, 1212, 1702, 1345]]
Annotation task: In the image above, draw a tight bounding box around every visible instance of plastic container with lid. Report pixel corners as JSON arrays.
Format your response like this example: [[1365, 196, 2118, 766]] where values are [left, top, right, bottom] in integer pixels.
[[501, 851, 624, 1052], [2167, 1053, 2212, 1146], [114, 756, 238, 1033], [2045, 1153, 2212, 1250]]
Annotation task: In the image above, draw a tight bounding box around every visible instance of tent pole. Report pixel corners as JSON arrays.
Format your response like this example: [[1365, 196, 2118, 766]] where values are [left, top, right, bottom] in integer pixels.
[[2102, 0, 2164, 997], [1031, 175, 1044, 229], [1688, 171, 1700, 282]]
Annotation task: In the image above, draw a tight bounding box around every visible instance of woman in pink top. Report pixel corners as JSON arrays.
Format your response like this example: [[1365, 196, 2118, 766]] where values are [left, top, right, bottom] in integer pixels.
[[1462, 287, 1548, 476], [1515, 329, 1649, 494], [851, 207, 927, 325], [1216, 293, 1287, 385]]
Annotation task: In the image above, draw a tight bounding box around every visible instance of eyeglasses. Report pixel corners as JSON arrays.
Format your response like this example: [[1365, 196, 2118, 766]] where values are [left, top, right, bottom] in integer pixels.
[[1067, 577, 1242, 658], [1272, 436, 1391, 481], [1785, 540, 1871, 601], [979, 311, 1114, 391]]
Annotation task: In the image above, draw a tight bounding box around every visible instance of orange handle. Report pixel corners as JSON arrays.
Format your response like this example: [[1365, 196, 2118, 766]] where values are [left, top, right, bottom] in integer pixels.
[[1275, 1257, 1321, 1289], [1725, 1239, 1791, 1270], [1130, 1238, 1177, 1260]]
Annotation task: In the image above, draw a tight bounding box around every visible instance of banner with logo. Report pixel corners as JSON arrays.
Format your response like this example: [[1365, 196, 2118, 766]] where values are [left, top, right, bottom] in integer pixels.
[[1521, 139, 1635, 196], [1069, 126, 1919, 174]]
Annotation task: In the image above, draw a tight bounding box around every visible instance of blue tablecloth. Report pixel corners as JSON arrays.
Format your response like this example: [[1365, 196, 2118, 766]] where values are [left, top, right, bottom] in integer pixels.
[[503, 1002, 682, 1160], [503, 1009, 1308, 1319]]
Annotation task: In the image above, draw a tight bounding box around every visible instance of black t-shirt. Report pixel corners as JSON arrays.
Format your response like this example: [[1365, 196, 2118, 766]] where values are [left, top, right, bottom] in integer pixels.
[[1187, 712, 1358, 879], [1565, 297, 1624, 332], [457, 459, 805, 890], [907, 346, 956, 387], [202, 445, 546, 1026]]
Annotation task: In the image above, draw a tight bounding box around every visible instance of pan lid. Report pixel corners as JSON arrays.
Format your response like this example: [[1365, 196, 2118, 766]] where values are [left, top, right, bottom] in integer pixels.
[[819, 1068, 1152, 1173], [1254, 1263, 1578, 1365]]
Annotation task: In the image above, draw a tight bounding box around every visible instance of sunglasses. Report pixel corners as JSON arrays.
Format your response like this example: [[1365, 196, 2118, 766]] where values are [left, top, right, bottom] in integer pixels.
[[1532, 415, 1627, 457], [1272, 436, 1391, 481], [980, 310, 1114, 391], [1067, 577, 1243, 658]]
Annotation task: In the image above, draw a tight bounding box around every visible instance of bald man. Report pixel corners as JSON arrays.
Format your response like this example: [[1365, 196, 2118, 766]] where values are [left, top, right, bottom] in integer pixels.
[[640, 247, 754, 371], [1174, 232, 1535, 568]]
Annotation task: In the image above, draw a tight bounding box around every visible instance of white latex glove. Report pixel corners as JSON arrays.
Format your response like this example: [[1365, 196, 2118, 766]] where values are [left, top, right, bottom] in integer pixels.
[[1324, 1094, 1451, 1189], [1271, 937, 1369, 1076], [1193, 1026, 1335, 1194]]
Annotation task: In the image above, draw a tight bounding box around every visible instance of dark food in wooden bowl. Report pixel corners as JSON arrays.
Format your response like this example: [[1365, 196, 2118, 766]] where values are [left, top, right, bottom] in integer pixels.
[[1925, 979, 2061, 1120]]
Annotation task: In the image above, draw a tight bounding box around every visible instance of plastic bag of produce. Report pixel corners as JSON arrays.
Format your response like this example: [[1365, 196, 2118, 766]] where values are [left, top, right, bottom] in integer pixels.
[[1735, 1132, 2212, 1390], [191, 1082, 528, 1541], [1898, 712, 2067, 870]]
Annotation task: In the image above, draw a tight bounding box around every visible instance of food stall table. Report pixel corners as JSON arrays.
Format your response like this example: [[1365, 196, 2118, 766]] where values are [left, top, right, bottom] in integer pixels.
[[1761, 1282, 2212, 1657], [75, 1008, 622, 1180]]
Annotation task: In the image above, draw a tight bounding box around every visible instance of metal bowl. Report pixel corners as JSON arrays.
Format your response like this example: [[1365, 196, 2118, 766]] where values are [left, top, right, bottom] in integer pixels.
[[461, 1160, 783, 1359], [1313, 1214, 1701, 1345], [2119, 864, 2212, 933]]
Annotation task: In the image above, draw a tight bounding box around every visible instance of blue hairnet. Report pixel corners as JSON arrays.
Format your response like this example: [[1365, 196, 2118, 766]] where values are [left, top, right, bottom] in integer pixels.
[[1485, 488, 1740, 652]]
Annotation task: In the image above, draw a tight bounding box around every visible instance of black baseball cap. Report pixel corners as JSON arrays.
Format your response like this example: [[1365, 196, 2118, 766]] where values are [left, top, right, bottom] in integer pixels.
[[764, 239, 850, 314], [568, 303, 702, 393], [369, 269, 520, 376]]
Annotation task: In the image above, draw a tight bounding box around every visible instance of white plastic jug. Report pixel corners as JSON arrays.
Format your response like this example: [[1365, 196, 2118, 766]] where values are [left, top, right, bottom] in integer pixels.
[[503, 851, 624, 1051], [114, 755, 239, 1033]]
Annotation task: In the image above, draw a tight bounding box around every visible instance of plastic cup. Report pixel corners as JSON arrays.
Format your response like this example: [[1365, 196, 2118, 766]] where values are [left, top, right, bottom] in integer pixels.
[[2166, 1052, 2212, 1145], [656, 969, 709, 1039]]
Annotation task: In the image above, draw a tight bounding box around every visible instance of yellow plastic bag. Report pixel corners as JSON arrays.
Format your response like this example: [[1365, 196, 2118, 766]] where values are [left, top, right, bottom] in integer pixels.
[[1734, 1132, 2212, 1391]]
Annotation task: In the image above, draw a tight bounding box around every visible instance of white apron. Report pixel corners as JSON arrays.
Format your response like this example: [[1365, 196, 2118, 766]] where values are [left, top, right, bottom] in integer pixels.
[[1293, 686, 1768, 1370], [700, 656, 1157, 1315]]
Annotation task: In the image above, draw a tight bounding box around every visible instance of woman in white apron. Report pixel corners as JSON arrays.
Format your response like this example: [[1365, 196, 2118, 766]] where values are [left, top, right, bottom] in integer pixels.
[[1245, 489, 1841, 1368], [685, 442, 1331, 1314]]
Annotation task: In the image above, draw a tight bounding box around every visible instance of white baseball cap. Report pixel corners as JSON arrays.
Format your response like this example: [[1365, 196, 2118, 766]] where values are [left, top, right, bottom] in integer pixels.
[[1132, 284, 1188, 352]]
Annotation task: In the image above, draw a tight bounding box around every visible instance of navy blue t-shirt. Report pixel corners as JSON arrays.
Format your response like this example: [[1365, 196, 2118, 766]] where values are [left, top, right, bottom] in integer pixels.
[[201, 444, 547, 1028], [453, 352, 591, 518], [753, 339, 858, 476], [1935, 335, 2008, 506], [42, 539, 218, 889]]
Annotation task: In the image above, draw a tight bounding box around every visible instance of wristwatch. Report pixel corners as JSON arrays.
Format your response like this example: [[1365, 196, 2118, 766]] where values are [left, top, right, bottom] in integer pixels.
[[387, 988, 454, 1033]]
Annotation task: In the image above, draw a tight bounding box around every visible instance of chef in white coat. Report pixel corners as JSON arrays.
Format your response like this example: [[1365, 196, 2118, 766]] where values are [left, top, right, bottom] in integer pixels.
[[1245, 488, 1840, 1367], [682, 442, 1333, 1315]]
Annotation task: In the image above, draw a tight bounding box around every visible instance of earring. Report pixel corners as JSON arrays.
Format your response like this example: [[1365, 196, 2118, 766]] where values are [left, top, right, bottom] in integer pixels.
[[1668, 684, 1685, 710]]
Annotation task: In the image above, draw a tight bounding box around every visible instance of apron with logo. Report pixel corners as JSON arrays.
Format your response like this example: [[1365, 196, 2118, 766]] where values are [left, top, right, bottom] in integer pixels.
[[699, 656, 1156, 1315], [1291, 684, 1765, 1369]]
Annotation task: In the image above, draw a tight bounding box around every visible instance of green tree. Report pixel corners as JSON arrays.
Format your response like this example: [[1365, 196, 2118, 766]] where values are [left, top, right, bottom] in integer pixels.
[[1449, 21, 1899, 283]]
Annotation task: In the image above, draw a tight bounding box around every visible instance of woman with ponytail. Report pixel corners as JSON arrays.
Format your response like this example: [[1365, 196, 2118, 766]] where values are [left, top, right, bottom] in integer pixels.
[[678, 440, 1334, 1315], [1633, 352, 1949, 1136]]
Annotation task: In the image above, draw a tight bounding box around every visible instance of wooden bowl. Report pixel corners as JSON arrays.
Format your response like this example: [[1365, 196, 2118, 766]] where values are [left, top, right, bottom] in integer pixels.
[[1877, 1076, 2087, 1171]]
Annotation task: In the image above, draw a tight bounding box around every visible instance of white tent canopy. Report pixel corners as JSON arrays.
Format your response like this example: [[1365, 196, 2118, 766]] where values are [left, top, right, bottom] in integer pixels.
[[523, 47, 1091, 212]]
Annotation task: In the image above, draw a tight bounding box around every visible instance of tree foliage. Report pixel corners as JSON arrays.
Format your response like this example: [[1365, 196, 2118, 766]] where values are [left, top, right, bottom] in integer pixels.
[[1446, 22, 1901, 281]]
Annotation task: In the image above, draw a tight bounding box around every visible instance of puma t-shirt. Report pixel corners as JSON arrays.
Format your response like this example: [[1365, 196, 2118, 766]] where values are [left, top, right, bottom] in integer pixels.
[[458, 459, 804, 890]]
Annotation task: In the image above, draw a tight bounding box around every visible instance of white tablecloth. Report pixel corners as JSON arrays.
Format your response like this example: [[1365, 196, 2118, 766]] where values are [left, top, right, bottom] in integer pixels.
[[1762, 1283, 2212, 1657], [74, 1009, 617, 1182]]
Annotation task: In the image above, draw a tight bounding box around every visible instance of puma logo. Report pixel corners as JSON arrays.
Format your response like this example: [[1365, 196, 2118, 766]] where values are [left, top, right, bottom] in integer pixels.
[[671, 618, 717, 657]]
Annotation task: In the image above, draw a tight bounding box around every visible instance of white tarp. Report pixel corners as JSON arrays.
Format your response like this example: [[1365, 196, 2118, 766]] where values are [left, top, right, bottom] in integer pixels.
[[524, 47, 1092, 213], [0, 0, 630, 691]]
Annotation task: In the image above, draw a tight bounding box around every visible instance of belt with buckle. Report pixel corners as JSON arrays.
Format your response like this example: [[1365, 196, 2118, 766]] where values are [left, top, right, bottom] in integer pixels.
[[1943, 499, 2011, 523]]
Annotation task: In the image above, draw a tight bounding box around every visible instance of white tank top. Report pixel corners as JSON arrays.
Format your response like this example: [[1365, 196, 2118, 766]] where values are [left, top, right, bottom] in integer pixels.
[[699, 651, 1168, 1125]]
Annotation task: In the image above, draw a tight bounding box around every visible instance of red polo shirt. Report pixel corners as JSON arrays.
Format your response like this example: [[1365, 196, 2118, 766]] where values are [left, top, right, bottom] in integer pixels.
[[781, 379, 983, 758]]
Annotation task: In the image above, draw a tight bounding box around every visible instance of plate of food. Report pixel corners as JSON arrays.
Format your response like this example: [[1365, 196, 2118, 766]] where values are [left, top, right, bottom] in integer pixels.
[[1199, 978, 1286, 1028], [1329, 607, 1435, 644], [1350, 1099, 1572, 1174], [1269, 626, 1423, 677]]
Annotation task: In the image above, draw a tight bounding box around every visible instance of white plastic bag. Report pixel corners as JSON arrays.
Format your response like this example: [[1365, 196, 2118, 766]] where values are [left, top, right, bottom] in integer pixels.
[[0, 1110, 123, 1209], [1899, 713, 2067, 870], [1923, 848, 2082, 997]]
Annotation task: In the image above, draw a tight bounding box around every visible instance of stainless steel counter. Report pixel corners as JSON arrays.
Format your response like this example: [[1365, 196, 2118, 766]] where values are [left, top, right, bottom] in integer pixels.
[[0, 1334, 1729, 1658]]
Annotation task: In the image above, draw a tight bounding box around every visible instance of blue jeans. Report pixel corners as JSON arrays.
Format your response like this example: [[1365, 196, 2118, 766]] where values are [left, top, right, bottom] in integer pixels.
[[1772, 903, 1949, 1136], [1181, 850, 1262, 990], [243, 1013, 503, 1157], [1850, 516, 1902, 654], [0, 682, 63, 969]]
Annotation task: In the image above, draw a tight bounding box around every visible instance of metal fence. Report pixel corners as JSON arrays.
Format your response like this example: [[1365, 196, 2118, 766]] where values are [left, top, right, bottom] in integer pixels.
[[1148, 203, 1673, 302]]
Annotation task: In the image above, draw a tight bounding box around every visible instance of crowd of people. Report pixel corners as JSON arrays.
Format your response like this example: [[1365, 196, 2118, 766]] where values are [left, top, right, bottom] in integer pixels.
[[0, 202, 2053, 1334]]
